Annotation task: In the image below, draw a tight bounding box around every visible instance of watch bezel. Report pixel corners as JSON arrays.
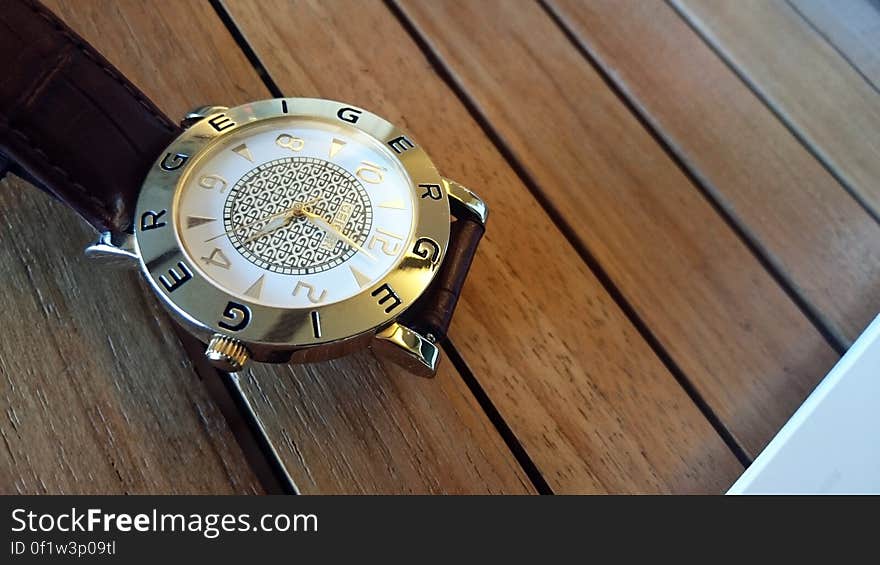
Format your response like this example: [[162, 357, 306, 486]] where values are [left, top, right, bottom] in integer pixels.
[[134, 98, 450, 351]]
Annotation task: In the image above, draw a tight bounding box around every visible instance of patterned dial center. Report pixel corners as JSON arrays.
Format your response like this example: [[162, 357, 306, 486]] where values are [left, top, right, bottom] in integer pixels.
[[224, 157, 372, 275]]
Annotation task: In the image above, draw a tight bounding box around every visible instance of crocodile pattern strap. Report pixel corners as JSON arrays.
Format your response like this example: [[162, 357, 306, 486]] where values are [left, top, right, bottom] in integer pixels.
[[403, 216, 485, 341], [0, 0, 180, 233]]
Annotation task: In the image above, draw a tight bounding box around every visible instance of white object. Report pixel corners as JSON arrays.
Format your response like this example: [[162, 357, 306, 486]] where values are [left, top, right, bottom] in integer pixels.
[[728, 315, 880, 494]]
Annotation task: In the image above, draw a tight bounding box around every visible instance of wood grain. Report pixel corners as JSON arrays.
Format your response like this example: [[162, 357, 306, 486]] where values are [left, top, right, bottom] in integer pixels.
[[224, 0, 743, 492], [672, 0, 880, 220], [48, 0, 533, 494], [790, 0, 880, 92], [0, 180, 262, 494], [396, 0, 840, 458], [545, 0, 880, 346], [236, 353, 532, 494]]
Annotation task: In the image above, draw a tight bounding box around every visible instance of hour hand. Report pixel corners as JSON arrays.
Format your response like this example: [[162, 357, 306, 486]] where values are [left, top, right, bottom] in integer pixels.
[[243, 215, 290, 244]]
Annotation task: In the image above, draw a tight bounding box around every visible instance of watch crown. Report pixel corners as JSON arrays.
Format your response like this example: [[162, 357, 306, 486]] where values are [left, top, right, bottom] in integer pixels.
[[205, 335, 250, 372]]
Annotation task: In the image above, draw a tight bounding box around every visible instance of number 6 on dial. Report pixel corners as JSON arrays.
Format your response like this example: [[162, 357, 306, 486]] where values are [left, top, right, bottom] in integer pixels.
[[198, 174, 228, 192]]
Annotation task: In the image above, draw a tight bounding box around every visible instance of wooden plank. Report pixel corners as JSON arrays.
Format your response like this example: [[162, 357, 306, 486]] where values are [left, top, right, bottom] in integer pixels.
[[235, 354, 531, 494], [0, 0, 262, 495], [791, 0, 880, 91], [224, 0, 743, 493], [672, 0, 880, 221], [395, 0, 840, 458], [545, 0, 880, 346], [48, 0, 533, 494], [0, 181, 262, 494]]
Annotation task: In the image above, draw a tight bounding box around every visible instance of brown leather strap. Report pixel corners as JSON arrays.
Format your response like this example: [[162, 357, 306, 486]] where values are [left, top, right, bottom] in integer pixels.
[[403, 216, 485, 340], [0, 0, 181, 233]]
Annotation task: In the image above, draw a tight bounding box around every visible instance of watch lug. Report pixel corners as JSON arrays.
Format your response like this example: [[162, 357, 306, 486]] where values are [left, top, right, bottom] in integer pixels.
[[443, 178, 488, 225], [372, 322, 440, 378], [84, 231, 139, 268], [181, 105, 230, 128]]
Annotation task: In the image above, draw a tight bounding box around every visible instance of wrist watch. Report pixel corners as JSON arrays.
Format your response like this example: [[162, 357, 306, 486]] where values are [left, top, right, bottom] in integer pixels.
[[0, 0, 487, 377]]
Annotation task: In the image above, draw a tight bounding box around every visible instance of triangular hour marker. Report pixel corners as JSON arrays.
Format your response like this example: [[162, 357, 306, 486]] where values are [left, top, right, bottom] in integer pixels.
[[186, 215, 217, 229], [232, 143, 254, 162], [349, 265, 371, 288], [329, 138, 346, 158], [378, 200, 405, 210], [244, 275, 264, 299]]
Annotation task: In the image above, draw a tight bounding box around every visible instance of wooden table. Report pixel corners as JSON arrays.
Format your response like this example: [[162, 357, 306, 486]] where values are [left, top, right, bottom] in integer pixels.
[[2, 0, 877, 494]]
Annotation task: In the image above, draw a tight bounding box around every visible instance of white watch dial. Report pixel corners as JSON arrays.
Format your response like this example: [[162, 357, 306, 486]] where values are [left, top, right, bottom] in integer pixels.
[[175, 117, 416, 309]]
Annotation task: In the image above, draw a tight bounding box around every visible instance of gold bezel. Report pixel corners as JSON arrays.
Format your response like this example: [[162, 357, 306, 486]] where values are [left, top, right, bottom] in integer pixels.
[[134, 98, 450, 355]]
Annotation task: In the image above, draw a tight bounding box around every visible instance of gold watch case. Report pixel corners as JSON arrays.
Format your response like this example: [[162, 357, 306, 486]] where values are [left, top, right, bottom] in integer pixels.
[[134, 98, 451, 363]]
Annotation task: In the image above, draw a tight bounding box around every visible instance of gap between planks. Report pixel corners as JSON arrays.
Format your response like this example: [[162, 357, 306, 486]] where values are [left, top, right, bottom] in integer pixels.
[[668, 0, 880, 229], [539, 0, 849, 355], [785, 0, 880, 98], [384, 0, 753, 467], [209, 0, 548, 494]]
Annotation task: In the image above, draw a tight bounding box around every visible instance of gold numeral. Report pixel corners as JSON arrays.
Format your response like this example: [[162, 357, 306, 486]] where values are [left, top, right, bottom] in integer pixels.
[[293, 281, 327, 304], [198, 174, 228, 192], [356, 161, 385, 184], [276, 133, 305, 152], [369, 228, 404, 256], [201, 248, 231, 269]]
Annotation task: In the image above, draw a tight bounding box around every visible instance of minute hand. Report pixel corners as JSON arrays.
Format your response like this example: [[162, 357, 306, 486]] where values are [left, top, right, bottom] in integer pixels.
[[302, 209, 375, 261]]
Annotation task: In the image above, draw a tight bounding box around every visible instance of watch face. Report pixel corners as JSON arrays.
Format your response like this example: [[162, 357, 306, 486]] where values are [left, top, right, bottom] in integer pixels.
[[175, 118, 415, 309], [135, 98, 450, 349]]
